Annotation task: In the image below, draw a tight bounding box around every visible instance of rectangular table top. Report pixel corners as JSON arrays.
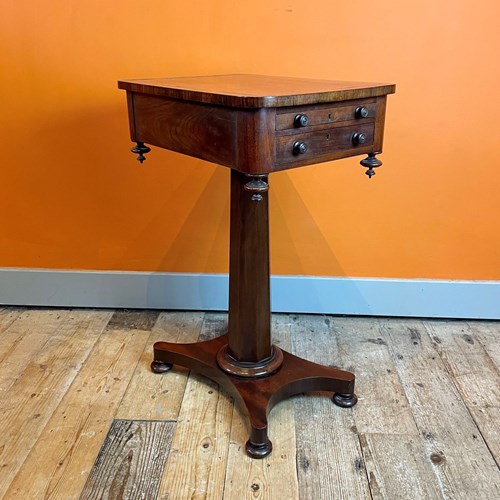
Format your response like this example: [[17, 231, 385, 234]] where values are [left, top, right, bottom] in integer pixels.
[[118, 74, 395, 109]]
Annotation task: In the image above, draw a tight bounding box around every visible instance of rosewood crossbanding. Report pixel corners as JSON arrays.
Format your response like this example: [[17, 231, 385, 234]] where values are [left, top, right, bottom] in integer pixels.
[[118, 74, 395, 458]]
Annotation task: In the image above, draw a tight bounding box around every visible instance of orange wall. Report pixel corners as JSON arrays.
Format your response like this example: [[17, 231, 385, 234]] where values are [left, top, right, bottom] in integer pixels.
[[1, 1, 500, 280]]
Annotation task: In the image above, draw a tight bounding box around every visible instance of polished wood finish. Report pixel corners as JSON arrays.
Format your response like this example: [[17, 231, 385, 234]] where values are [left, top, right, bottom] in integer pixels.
[[130, 93, 277, 173], [273, 95, 387, 170], [118, 74, 395, 458], [373, 95, 388, 154], [227, 170, 271, 362], [118, 74, 395, 108], [275, 97, 377, 130], [276, 122, 375, 167], [151, 332, 355, 458], [133, 93, 237, 168], [121, 77, 390, 174], [235, 108, 276, 173]]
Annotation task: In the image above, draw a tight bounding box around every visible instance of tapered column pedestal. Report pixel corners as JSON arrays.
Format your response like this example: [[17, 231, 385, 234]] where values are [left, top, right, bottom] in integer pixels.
[[151, 170, 357, 458]]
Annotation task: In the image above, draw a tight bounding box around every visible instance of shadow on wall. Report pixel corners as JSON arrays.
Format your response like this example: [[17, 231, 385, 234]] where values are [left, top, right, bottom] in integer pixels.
[[2, 100, 227, 270], [270, 171, 346, 276], [4, 95, 372, 295], [2, 96, 371, 311], [271, 171, 373, 311], [155, 166, 230, 273], [141, 162, 351, 276], [137, 165, 373, 312]]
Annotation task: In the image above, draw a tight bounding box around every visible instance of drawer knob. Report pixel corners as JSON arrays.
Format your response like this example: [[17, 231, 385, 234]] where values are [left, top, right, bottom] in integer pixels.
[[294, 114, 309, 127], [355, 106, 369, 119], [352, 132, 366, 145], [292, 141, 308, 155]]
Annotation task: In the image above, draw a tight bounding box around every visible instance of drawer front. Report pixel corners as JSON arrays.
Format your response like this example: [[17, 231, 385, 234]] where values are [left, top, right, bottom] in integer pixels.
[[276, 99, 376, 131], [276, 123, 375, 166]]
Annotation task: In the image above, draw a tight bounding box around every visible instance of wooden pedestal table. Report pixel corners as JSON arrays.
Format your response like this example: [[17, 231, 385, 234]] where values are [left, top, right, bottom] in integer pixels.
[[118, 74, 395, 458]]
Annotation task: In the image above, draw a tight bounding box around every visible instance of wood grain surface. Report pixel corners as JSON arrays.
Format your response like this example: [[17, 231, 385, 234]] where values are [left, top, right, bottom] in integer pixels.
[[0, 310, 113, 499], [380, 319, 500, 499], [156, 313, 232, 500], [80, 419, 174, 500], [223, 314, 299, 500], [291, 314, 371, 500], [118, 74, 395, 108], [3, 310, 147, 499], [1, 309, 498, 499], [116, 311, 204, 421], [275, 98, 376, 130], [227, 170, 271, 361], [122, 74, 393, 174]]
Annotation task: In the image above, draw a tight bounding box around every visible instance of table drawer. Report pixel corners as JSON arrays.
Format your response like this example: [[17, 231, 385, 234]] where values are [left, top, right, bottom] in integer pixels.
[[276, 99, 376, 131], [276, 123, 375, 166]]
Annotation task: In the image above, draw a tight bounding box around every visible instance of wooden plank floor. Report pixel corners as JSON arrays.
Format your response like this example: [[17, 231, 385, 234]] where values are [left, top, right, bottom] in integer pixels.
[[0, 307, 498, 499]]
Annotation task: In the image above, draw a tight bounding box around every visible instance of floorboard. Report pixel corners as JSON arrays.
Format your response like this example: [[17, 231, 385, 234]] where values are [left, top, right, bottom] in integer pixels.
[[223, 314, 299, 500], [380, 319, 500, 499], [80, 419, 175, 500], [4, 311, 148, 499], [0, 310, 112, 499], [0, 308, 497, 499], [292, 314, 371, 500], [116, 311, 204, 421], [156, 313, 232, 500]]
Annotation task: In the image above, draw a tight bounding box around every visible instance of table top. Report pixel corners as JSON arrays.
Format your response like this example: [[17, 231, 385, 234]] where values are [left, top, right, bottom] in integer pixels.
[[118, 74, 395, 109]]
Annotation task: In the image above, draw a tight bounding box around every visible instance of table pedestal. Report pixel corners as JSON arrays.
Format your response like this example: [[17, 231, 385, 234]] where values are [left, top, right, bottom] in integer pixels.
[[151, 170, 357, 458]]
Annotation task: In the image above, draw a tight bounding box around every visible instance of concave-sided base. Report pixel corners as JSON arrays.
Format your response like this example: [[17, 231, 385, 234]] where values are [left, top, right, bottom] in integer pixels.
[[152, 334, 357, 458]]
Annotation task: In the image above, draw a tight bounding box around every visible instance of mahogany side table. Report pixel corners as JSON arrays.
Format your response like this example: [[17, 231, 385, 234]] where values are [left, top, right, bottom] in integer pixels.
[[118, 74, 395, 458]]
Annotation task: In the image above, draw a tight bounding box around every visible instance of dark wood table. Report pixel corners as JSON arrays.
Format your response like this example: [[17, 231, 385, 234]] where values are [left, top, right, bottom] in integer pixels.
[[118, 74, 395, 458]]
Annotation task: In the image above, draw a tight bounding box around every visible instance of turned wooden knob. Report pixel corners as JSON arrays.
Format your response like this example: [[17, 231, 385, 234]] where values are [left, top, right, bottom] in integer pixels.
[[294, 114, 309, 127], [292, 141, 308, 155], [352, 132, 366, 145], [355, 106, 369, 118]]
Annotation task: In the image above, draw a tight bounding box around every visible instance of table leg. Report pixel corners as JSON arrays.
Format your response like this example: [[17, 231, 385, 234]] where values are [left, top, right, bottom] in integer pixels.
[[151, 169, 358, 459], [227, 170, 272, 362]]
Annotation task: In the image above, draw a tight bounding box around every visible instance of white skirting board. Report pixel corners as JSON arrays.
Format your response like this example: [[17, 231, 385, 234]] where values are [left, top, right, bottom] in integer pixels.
[[0, 268, 498, 319]]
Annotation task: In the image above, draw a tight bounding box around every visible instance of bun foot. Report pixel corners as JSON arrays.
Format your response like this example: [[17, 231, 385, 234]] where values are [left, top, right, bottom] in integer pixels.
[[245, 438, 273, 459], [333, 392, 358, 408], [151, 360, 173, 374]]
